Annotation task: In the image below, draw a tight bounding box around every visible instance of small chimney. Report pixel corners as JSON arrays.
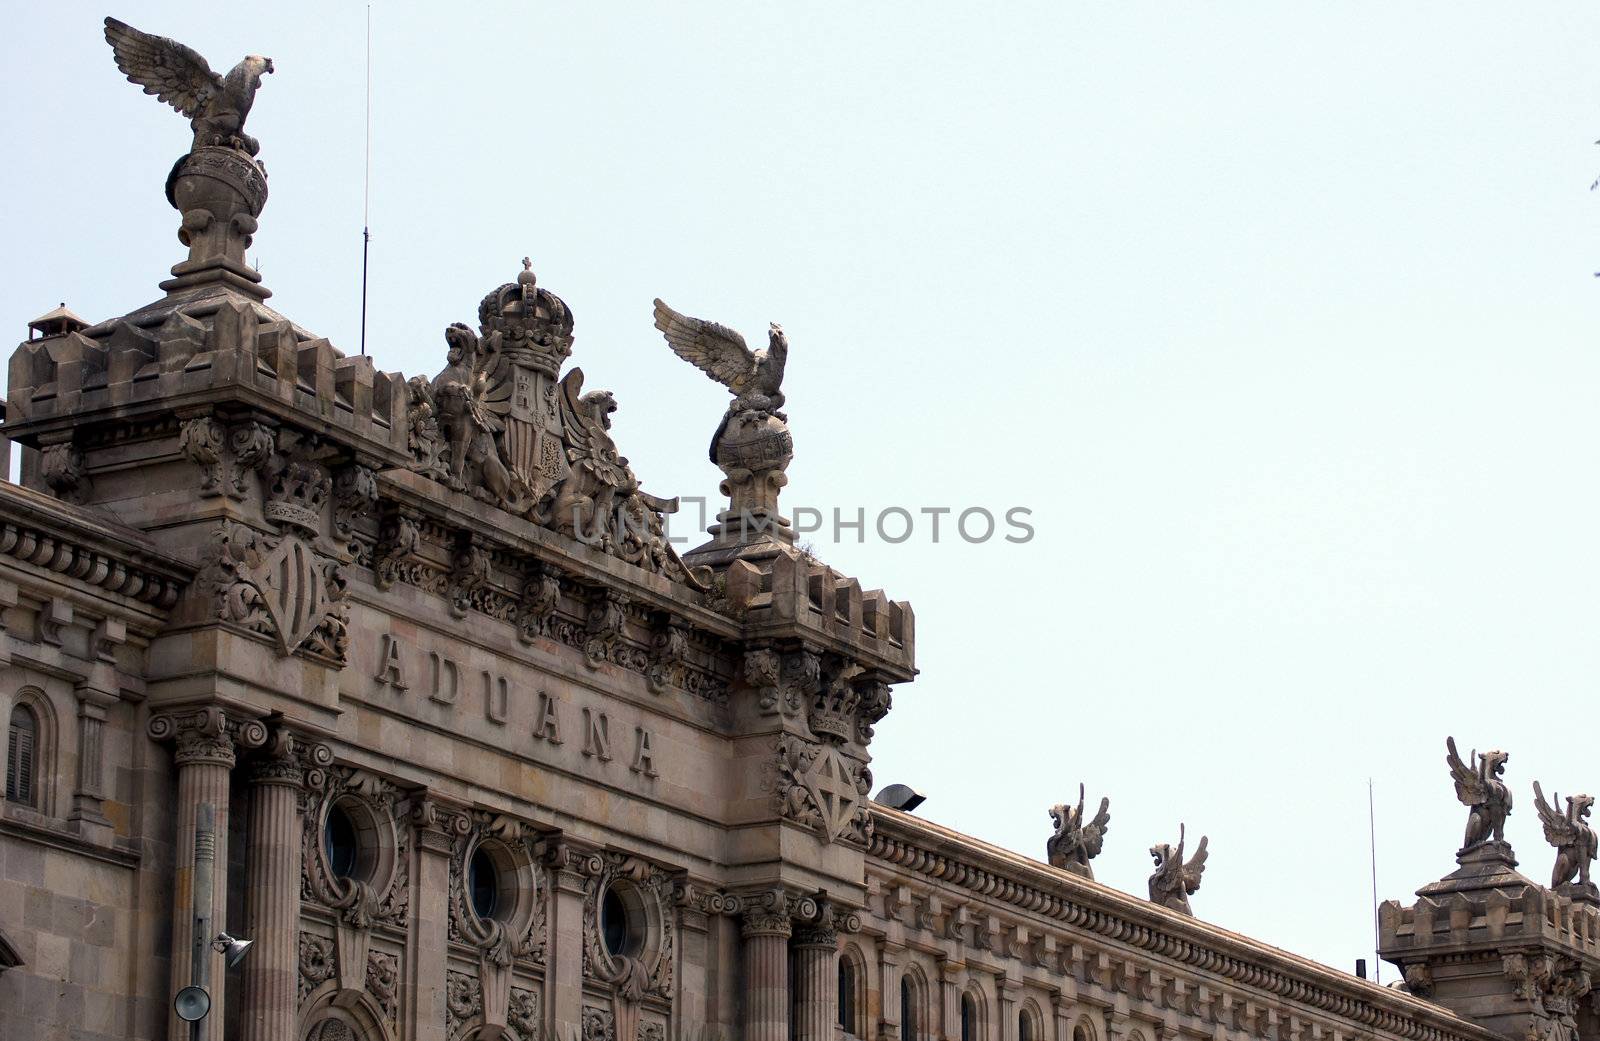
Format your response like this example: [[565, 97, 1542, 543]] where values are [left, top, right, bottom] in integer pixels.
[[1355, 958, 1368, 980], [27, 302, 88, 342]]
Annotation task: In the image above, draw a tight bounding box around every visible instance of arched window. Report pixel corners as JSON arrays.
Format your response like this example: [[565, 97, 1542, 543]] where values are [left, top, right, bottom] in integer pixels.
[[6, 703, 37, 807], [838, 958, 855, 1033], [1019, 1004, 1041, 1041], [961, 993, 977, 1041], [901, 976, 916, 1040]]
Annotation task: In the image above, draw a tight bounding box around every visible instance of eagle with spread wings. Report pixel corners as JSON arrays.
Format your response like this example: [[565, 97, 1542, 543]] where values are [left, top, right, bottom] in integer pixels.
[[652, 299, 787, 460], [1148, 824, 1208, 916], [103, 17, 274, 156], [1047, 783, 1111, 880]]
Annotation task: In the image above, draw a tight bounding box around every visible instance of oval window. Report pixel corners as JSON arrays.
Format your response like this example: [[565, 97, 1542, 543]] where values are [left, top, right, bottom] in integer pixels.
[[469, 845, 499, 919], [324, 804, 359, 880], [601, 885, 642, 958]]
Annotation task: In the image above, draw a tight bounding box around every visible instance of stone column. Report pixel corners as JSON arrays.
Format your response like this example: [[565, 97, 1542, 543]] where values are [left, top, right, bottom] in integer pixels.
[[548, 844, 596, 1040], [793, 915, 839, 1041], [999, 977, 1021, 1041], [150, 708, 266, 1041], [1051, 994, 1072, 1041], [409, 796, 457, 1041], [877, 941, 903, 1041], [671, 886, 716, 1041], [939, 961, 964, 1041], [742, 906, 793, 1041], [241, 728, 320, 1041]]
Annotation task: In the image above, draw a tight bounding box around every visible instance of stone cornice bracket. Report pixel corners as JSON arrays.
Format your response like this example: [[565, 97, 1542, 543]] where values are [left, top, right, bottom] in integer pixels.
[[179, 414, 277, 500], [147, 706, 269, 768], [447, 533, 489, 619], [372, 506, 423, 590], [646, 612, 688, 695], [517, 559, 562, 644], [39, 436, 89, 504], [331, 461, 378, 544], [583, 587, 627, 669]]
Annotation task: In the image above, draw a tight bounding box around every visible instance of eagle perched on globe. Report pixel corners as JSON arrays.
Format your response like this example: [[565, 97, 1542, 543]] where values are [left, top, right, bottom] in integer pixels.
[[103, 16, 274, 156]]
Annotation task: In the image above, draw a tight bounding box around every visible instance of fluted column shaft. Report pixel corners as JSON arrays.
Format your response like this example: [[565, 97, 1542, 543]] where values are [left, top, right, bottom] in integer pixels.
[[743, 910, 793, 1041], [793, 919, 839, 1041], [939, 962, 963, 1041], [877, 941, 903, 1040], [241, 729, 308, 1041]]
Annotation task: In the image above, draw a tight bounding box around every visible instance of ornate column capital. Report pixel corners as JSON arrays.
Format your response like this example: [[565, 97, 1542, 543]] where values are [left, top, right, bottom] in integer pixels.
[[742, 908, 793, 940], [148, 706, 268, 768], [247, 725, 332, 788]]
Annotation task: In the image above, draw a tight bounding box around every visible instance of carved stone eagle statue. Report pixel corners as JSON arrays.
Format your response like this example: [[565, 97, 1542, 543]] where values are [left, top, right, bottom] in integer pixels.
[[104, 17, 274, 156], [652, 299, 788, 419], [1148, 824, 1208, 916]]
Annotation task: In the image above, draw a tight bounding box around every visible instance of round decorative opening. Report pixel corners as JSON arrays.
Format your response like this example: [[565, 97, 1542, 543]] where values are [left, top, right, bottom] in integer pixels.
[[601, 883, 644, 958], [324, 804, 359, 880], [469, 845, 500, 920]]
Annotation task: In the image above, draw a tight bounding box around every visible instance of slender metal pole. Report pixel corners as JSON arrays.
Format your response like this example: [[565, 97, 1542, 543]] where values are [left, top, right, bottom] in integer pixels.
[[359, 2, 372, 356], [1368, 778, 1381, 985], [192, 802, 215, 1037]]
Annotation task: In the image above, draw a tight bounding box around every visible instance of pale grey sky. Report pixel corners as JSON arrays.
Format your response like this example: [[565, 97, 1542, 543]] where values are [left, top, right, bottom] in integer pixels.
[[7, 2, 1600, 975]]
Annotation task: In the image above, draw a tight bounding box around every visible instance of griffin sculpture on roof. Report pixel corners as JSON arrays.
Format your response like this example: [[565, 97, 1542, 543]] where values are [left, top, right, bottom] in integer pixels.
[[1533, 781, 1596, 893], [1445, 736, 1511, 854], [1047, 784, 1111, 880], [104, 16, 274, 156], [1148, 824, 1208, 916]]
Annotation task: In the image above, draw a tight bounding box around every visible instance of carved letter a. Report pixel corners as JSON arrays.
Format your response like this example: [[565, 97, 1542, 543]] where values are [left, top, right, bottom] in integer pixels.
[[534, 691, 562, 745]]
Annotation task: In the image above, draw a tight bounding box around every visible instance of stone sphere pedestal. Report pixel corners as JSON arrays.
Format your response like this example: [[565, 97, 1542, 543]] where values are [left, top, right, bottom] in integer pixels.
[[158, 146, 271, 300]]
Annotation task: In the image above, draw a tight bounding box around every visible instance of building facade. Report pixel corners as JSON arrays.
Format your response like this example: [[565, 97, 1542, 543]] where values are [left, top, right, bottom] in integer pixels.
[[2, 19, 1599, 1041]]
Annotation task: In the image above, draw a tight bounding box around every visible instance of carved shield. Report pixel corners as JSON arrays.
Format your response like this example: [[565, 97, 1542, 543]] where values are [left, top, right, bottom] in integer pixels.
[[483, 360, 567, 501], [245, 534, 330, 655], [803, 746, 864, 844]]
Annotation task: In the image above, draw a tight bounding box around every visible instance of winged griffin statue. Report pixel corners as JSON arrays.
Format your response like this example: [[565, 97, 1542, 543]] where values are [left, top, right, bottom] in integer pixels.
[[653, 300, 795, 549], [1148, 824, 1208, 916], [103, 17, 274, 156], [1533, 780, 1597, 896], [1445, 736, 1512, 855], [1047, 784, 1111, 880]]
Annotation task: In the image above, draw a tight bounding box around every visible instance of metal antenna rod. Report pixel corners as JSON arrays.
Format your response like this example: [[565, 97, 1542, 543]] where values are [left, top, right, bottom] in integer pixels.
[[1368, 777, 1381, 985], [359, 1, 373, 356]]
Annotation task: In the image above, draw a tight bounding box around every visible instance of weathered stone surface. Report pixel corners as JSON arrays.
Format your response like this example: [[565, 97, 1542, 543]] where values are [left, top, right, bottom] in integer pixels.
[[0, 16, 1581, 1041]]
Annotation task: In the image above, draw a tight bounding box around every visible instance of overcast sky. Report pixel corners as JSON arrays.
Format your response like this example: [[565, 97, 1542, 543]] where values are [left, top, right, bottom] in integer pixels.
[[7, 2, 1600, 976]]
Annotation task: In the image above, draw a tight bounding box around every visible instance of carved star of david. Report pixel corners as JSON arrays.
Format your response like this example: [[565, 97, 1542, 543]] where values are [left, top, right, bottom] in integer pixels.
[[804, 746, 862, 843]]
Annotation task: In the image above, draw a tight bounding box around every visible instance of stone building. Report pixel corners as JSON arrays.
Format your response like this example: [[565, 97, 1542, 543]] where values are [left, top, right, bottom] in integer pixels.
[[3, 18, 1600, 1041]]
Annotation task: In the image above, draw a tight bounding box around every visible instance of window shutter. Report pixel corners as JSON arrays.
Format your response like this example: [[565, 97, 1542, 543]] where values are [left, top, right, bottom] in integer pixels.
[[16, 725, 33, 806], [4, 724, 15, 801], [7, 721, 34, 807]]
